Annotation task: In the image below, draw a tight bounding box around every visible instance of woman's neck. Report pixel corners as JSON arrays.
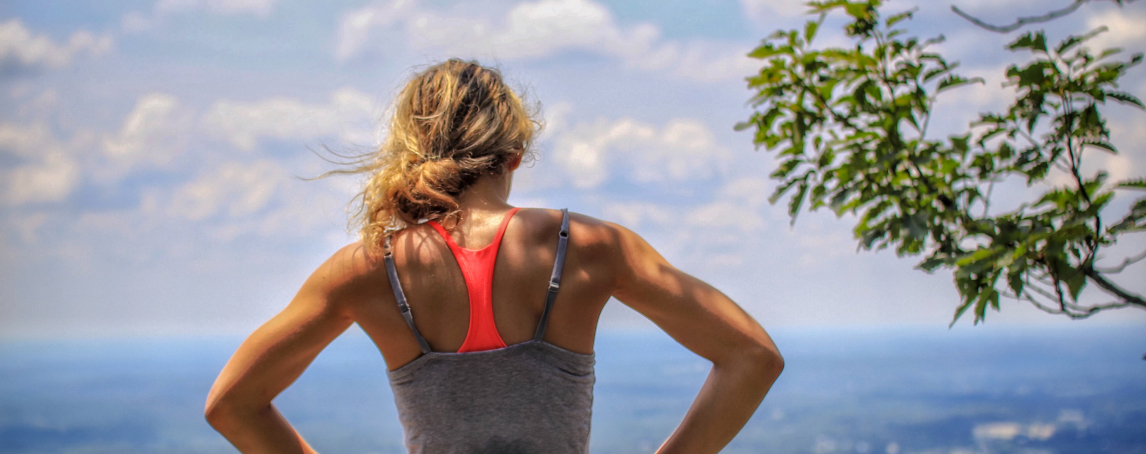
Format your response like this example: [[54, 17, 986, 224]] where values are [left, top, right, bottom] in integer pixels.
[[455, 171, 514, 215]]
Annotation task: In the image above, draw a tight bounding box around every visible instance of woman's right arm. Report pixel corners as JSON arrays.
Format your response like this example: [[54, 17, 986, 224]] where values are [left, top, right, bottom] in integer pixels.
[[607, 223, 784, 454], [204, 244, 374, 453]]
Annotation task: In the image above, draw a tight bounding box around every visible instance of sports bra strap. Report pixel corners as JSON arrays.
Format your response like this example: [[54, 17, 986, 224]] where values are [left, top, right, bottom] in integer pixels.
[[384, 235, 432, 354], [534, 208, 570, 341]]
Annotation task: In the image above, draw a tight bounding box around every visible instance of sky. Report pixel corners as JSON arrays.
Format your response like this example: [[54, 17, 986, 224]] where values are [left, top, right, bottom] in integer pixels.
[[1, 0, 1144, 339]]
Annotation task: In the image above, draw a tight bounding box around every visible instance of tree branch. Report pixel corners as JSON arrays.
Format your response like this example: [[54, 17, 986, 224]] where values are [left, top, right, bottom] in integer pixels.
[[951, 1, 1087, 33], [951, 1, 1136, 34], [1010, 290, 1130, 318], [1028, 276, 1066, 301], [1004, 280, 1132, 317], [1094, 248, 1146, 273], [1084, 267, 1146, 308]]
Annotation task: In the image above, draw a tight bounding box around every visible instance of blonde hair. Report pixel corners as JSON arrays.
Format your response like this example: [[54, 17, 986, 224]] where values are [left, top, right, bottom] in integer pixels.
[[343, 59, 540, 249]]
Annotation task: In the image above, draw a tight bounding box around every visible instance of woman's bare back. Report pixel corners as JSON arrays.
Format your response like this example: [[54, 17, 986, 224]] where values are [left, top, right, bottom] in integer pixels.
[[349, 207, 617, 371]]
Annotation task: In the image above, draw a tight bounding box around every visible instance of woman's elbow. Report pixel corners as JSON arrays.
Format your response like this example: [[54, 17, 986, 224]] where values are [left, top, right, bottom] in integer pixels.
[[763, 346, 785, 379], [738, 339, 784, 382], [204, 391, 244, 430], [204, 395, 229, 428]]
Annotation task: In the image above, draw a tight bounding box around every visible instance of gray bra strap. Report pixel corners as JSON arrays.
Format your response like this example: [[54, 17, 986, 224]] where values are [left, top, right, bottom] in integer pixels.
[[534, 208, 570, 341], [384, 235, 432, 354]]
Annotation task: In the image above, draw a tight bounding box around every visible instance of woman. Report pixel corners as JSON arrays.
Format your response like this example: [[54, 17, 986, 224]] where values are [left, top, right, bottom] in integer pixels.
[[205, 59, 784, 454]]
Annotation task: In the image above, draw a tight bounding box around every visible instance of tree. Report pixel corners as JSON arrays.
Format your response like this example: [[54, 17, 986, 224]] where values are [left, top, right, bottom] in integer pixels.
[[738, 0, 1145, 331]]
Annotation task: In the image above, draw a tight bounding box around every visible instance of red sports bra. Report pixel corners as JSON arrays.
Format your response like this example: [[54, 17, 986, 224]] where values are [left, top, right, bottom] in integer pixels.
[[427, 207, 520, 352]]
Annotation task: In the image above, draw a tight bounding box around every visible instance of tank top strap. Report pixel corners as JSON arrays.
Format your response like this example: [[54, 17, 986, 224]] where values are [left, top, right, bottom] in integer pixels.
[[384, 234, 432, 354], [534, 208, 570, 341], [491, 206, 519, 249], [427, 208, 521, 353], [428, 207, 521, 254]]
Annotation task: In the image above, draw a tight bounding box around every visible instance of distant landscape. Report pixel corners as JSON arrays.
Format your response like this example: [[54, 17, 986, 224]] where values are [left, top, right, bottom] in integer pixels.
[[2, 324, 1143, 454]]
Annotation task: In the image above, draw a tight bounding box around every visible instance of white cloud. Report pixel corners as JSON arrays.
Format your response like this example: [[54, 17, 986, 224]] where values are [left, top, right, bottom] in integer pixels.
[[334, 0, 417, 61], [601, 201, 673, 229], [122, 0, 280, 33], [551, 116, 730, 188], [335, 0, 755, 82], [102, 93, 194, 173], [1086, 7, 1146, 55], [97, 88, 378, 182], [336, 0, 659, 62], [407, 0, 663, 63], [739, 0, 810, 26], [0, 121, 56, 158], [170, 160, 285, 221], [687, 200, 765, 233], [596, 178, 774, 270], [120, 12, 155, 33], [2, 150, 79, 205], [201, 87, 380, 152], [539, 100, 574, 139], [0, 121, 81, 205], [9, 88, 61, 121], [663, 41, 760, 83], [156, 0, 279, 16], [0, 19, 113, 71], [719, 177, 772, 209], [8, 212, 49, 244]]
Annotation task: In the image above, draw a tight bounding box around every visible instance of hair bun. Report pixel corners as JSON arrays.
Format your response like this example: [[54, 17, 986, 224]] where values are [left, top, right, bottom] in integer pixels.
[[348, 59, 541, 249], [413, 158, 465, 196]]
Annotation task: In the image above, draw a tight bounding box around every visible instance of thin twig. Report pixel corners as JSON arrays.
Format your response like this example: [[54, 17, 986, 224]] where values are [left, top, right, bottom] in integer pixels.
[[1015, 291, 1128, 318], [1002, 286, 1130, 318], [952, 1, 1137, 33], [951, 1, 1087, 33], [982, 180, 995, 217], [1027, 278, 1066, 301], [1084, 267, 1146, 308], [1094, 248, 1146, 273]]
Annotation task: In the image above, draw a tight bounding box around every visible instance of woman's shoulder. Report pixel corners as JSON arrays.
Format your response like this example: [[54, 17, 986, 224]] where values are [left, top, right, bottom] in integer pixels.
[[513, 206, 611, 234], [513, 207, 639, 254], [314, 241, 390, 299]]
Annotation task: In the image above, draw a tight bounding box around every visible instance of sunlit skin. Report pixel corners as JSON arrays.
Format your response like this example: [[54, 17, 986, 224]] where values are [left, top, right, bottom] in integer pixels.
[[204, 154, 785, 454]]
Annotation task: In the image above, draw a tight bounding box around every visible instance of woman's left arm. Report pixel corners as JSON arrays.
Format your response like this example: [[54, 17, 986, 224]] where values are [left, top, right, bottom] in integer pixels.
[[204, 245, 367, 454]]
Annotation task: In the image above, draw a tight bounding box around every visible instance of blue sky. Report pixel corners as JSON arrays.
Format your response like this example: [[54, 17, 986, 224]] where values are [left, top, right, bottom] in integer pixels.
[[1, 0, 1144, 338]]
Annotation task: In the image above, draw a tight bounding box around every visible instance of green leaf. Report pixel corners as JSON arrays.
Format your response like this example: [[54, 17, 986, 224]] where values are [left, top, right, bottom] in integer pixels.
[[974, 291, 989, 323], [1058, 26, 1109, 55], [949, 298, 973, 328], [917, 255, 947, 272], [936, 75, 984, 93], [885, 8, 916, 28], [923, 66, 951, 82], [1106, 91, 1146, 109], [1109, 197, 1146, 233], [788, 178, 811, 225], [1008, 31, 1048, 53], [1007, 270, 1024, 297], [1116, 179, 1146, 190], [1083, 141, 1117, 154], [1055, 34, 1086, 55], [749, 44, 789, 60], [804, 18, 822, 44], [1064, 268, 1087, 301]]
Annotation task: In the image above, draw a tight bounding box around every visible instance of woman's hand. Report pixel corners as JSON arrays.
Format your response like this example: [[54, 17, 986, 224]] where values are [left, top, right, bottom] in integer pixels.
[[204, 245, 366, 453], [608, 223, 785, 454]]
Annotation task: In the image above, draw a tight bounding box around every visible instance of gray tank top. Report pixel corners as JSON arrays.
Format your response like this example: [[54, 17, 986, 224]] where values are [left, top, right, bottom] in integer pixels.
[[383, 209, 596, 454]]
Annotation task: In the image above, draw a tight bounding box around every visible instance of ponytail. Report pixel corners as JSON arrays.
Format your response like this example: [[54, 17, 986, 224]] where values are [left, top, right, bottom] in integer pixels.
[[346, 59, 540, 249]]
